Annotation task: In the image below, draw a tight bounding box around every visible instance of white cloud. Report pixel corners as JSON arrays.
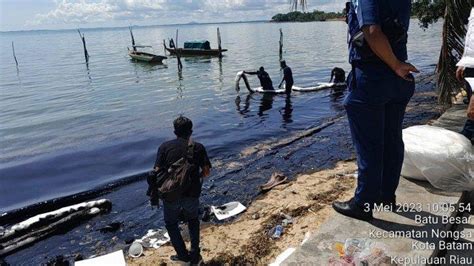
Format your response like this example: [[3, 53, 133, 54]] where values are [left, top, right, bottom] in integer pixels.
[[26, 0, 345, 28]]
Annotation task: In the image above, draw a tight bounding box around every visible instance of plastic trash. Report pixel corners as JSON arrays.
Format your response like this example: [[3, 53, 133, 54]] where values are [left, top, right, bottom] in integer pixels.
[[328, 256, 354, 266], [136, 229, 170, 249], [75, 250, 126, 266], [128, 241, 143, 258], [354, 241, 389, 265], [401, 125, 474, 191], [330, 238, 390, 266], [333, 242, 345, 257], [281, 213, 293, 226], [343, 238, 367, 256], [211, 202, 247, 220], [270, 225, 284, 239]]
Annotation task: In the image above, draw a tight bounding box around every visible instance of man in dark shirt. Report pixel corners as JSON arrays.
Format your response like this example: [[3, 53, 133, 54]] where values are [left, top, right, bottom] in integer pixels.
[[244, 66, 274, 91], [278, 60, 294, 94], [154, 116, 211, 265]]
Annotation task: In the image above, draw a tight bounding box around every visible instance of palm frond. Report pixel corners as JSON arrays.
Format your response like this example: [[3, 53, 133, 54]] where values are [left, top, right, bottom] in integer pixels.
[[436, 0, 472, 105], [290, 0, 307, 12]]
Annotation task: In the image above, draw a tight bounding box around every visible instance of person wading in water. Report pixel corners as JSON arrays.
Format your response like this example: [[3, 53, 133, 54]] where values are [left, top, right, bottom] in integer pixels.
[[278, 60, 294, 94], [244, 67, 274, 91]]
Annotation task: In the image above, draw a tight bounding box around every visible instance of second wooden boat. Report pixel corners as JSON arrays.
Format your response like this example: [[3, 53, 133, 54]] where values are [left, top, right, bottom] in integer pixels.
[[128, 47, 167, 63]]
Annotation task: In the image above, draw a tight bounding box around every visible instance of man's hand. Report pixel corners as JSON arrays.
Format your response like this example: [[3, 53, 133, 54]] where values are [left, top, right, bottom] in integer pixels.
[[468, 96, 474, 120], [201, 165, 211, 178], [456, 66, 465, 82], [393, 61, 419, 81], [362, 25, 419, 81]]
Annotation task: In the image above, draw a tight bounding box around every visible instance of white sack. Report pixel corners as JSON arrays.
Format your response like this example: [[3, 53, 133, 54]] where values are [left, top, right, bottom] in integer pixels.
[[401, 125, 474, 191]]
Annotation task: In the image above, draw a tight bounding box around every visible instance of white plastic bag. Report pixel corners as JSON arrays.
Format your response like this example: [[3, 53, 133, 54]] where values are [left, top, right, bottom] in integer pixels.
[[401, 125, 474, 191]]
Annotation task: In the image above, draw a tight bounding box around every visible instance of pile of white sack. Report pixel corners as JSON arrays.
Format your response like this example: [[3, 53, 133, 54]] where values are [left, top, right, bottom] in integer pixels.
[[401, 125, 474, 191]]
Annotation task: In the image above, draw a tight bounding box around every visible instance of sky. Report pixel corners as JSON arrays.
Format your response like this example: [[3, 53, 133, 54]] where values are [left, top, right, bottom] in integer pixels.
[[0, 0, 345, 32]]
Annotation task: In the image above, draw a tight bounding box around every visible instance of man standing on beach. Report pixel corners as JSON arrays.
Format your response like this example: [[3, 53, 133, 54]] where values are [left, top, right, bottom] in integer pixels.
[[154, 116, 211, 264], [333, 0, 418, 221], [278, 60, 294, 94]]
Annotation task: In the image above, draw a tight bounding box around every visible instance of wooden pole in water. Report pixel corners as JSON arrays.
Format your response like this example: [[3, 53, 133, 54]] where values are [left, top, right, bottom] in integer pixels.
[[11, 41, 19, 68], [129, 26, 136, 52], [163, 39, 167, 55], [77, 29, 89, 63], [217, 27, 222, 58], [175, 29, 183, 72], [279, 28, 283, 61]]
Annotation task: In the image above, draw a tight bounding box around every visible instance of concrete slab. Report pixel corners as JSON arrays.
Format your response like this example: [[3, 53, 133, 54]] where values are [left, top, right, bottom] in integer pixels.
[[442, 211, 474, 266], [282, 178, 461, 265], [282, 105, 471, 265]]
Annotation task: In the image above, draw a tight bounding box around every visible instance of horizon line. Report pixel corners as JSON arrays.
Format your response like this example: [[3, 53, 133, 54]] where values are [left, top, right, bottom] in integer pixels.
[[0, 19, 271, 34]]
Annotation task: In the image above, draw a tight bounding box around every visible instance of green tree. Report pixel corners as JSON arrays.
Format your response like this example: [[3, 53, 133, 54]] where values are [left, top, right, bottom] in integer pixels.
[[413, 0, 472, 104]]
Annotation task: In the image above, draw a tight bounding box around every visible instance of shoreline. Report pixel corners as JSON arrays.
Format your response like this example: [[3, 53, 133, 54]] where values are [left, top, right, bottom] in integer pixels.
[[129, 75, 445, 265], [2, 73, 445, 264], [129, 160, 358, 265]]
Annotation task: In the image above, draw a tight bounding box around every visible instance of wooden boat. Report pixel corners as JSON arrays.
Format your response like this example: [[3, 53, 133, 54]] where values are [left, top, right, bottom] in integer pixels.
[[165, 47, 227, 56], [128, 46, 167, 63], [165, 40, 227, 57], [127, 28, 166, 63]]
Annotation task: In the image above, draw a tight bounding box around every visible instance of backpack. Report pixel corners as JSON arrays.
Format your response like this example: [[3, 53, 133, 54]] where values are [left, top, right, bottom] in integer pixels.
[[157, 140, 197, 202]]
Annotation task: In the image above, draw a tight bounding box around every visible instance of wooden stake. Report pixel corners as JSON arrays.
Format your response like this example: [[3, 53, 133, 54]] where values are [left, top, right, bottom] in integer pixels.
[[129, 26, 136, 52], [279, 28, 283, 61], [11, 41, 19, 68], [175, 29, 183, 72], [217, 27, 222, 58], [77, 29, 89, 63]]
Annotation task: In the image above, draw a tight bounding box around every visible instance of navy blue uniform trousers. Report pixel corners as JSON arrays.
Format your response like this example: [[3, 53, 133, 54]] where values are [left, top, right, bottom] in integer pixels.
[[344, 64, 415, 206]]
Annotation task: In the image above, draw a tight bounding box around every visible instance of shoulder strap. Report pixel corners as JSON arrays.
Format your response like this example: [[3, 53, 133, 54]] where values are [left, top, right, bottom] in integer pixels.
[[186, 138, 195, 160]]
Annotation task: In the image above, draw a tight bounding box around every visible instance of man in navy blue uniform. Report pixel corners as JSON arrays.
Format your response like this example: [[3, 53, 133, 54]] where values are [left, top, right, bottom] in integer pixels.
[[333, 0, 418, 221]]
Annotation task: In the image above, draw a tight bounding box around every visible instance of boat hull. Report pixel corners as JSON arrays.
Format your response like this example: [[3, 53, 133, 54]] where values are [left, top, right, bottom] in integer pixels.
[[128, 51, 167, 63], [166, 48, 227, 56]]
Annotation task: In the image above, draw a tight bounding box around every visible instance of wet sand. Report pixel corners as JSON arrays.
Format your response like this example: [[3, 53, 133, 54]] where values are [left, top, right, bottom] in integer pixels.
[[129, 161, 357, 265]]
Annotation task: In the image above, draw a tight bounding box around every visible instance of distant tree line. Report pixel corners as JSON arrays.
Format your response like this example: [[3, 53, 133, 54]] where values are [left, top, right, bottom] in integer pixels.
[[271, 10, 344, 22]]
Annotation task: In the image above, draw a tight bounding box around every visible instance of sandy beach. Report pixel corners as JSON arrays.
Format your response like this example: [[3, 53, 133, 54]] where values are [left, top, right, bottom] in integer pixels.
[[129, 161, 357, 265]]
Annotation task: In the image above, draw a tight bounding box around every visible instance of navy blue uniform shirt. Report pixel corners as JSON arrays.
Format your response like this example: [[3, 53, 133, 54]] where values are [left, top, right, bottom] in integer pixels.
[[348, 0, 411, 65]]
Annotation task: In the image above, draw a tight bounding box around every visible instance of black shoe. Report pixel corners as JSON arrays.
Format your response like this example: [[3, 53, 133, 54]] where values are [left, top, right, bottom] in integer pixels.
[[377, 197, 397, 210], [191, 255, 203, 266], [332, 198, 373, 221], [170, 255, 190, 264]]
